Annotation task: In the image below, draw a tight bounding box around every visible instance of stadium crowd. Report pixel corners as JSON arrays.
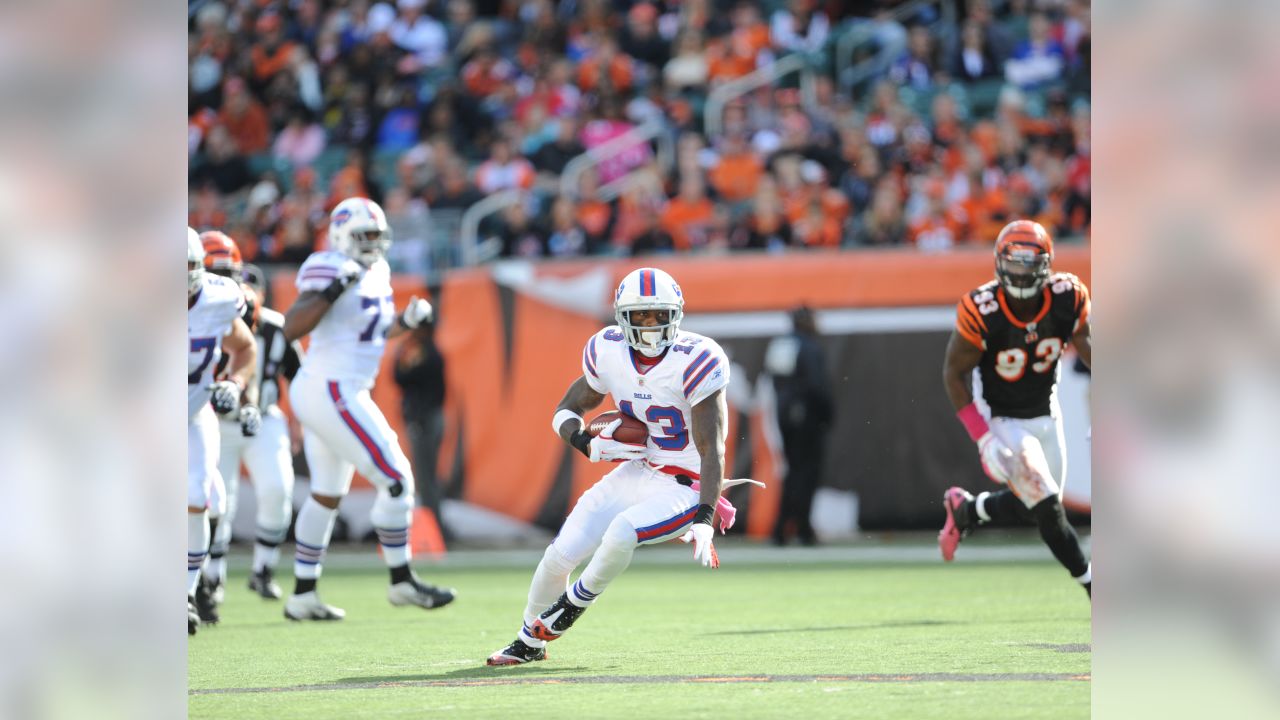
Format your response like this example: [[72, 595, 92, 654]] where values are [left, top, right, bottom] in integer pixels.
[[188, 0, 1091, 269]]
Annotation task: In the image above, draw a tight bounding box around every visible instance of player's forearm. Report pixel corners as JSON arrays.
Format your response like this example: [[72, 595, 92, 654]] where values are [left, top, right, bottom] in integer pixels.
[[943, 371, 974, 413], [695, 449, 724, 506], [226, 349, 258, 406], [283, 295, 330, 341], [691, 389, 728, 507]]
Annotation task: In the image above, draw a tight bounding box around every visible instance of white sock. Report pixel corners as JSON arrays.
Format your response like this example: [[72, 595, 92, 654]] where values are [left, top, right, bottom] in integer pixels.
[[518, 544, 579, 648], [293, 498, 338, 581], [187, 512, 209, 596], [253, 543, 281, 572], [206, 556, 226, 584], [975, 492, 993, 523], [1074, 564, 1092, 585], [375, 527, 411, 569]]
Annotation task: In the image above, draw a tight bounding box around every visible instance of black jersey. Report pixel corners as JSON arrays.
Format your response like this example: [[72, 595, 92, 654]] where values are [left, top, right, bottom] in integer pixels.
[[955, 273, 1090, 419], [214, 307, 302, 410]]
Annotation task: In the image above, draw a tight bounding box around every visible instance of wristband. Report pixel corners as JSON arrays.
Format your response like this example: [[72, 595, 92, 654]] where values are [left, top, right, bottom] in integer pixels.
[[552, 409, 584, 436], [956, 403, 989, 443], [693, 503, 715, 526], [568, 430, 591, 458]]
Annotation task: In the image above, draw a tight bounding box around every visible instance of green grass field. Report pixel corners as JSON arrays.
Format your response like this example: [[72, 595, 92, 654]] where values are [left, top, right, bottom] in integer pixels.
[[189, 542, 1091, 719]]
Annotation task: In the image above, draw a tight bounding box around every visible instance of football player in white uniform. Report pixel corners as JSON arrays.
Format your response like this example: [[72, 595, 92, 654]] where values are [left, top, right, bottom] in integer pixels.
[[488, 267, 755, 666], [281, 197, 455, 621], [198, 231, 303, 612], [187, 227, 258, 635]]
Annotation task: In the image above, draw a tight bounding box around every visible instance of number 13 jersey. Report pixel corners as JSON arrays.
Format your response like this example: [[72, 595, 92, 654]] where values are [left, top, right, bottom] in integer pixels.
[[955, 272, 1090, 419], [295, 251, 396, 387], [581, 326, 731, 475]]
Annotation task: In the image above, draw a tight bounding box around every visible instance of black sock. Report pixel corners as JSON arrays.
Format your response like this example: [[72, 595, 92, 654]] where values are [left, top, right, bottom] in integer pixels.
[[389, 564, 413, 585], [295, 578, 317, 595], [1032, 497, 1090, 578], [976, 489, 1029, 525]]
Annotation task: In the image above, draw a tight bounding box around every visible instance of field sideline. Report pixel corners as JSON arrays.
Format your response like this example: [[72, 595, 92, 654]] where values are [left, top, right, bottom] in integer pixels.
[[189, 536, 1091, 719]]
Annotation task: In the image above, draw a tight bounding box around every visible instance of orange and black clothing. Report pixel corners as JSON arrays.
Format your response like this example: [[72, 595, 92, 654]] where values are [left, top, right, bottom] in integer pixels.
[[955, 273, 1090, 419]]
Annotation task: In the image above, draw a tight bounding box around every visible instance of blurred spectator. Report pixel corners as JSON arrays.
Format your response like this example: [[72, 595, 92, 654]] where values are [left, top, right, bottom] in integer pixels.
[[1005, 12, 1066, 90], [496, 202, 547, 257], [577, 37, 634, 96], [580, 97, 650, 184], [708, 133, 764, 203], [250, 12, 298, 89], [766, 305, 833, 547], [770, 0, 830, 56], [966, 0, 1013, 64], [272, 109, 327, 167], [664, 32, 709, 91], [520, 0, 566, 57], [425, 160, 484, 210], [742, 177, 793, 250], [619, 3, 669, 74], [189, 183, 229, 232], [629, 209, 676, 256], [907, 177, 967, 251], [545, 197, 591, 256], [849, 179, 907, 246], [889, 24, 938, 91], [376, 89, 422, 153], [531, 118, 585, 176], [391, 0, 448, 69], [462, 46, 517, 100], [474, 139, 536, 193], [574, 169, 616, 247], [218, 77, 270, 155], [838, 141, 880, 212], [952, 19, 1001, 81], [191, 125, 254, 194], [445, 0, 479, 53], [661, 175, 715, 251], [707, 5, 770, 84]]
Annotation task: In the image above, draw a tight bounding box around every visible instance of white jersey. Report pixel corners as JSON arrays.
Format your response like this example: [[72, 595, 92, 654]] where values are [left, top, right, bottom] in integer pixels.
[[294, 251, 395, 386], [188, 274, 246, 421], [582, 326, 730, 475]]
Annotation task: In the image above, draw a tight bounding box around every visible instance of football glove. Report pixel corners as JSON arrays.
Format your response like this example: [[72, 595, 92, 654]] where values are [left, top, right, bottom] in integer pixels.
[[977, 432, 1014, 485], [320, 266, 362, 303], [587, 418, 648, 463], [238, 404, 261, 437], [209, 380, 242, 416], [401, 296, 433, 329], [679, 521, 720, 568]]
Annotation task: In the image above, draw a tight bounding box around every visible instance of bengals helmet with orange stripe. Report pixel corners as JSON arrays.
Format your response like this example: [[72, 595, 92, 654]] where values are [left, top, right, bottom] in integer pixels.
[[200, 230, 243, 280], [994, 220, 1053, 299]]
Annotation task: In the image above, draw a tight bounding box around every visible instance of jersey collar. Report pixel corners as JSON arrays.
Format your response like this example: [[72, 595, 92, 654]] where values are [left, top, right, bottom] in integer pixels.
[[997, 286, 1051, 329], [627, 346, 668, 375]]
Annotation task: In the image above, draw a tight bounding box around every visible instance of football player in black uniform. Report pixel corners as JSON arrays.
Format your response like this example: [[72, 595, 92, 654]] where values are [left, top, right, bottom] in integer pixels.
[[938, 220, 1093, 597]]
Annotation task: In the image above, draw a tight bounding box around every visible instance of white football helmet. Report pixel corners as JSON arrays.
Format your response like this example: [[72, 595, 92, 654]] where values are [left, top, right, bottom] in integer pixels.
[[188, 226, 205, 297], [329, 197, 391, 266], [614, 267, 685, 357]]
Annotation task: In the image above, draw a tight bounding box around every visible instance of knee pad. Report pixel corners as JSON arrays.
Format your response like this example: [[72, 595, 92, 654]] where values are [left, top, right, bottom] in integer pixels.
[[370, 488, 414, 529], [540, 543, 578, 576], [601, 516, 639, 550]]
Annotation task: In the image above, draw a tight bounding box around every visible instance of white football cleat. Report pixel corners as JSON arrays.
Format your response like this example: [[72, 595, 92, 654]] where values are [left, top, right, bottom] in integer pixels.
[[388, 579, 456, 610], [283, 591, 345, 621]]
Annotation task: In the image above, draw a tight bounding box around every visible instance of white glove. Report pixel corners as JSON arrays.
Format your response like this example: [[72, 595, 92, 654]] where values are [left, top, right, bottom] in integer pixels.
[[239, 404, 262, 437], [588, 418, 648, 463], [209, 380, 242, 416], [401, 296, 433, 329], [977, 432, 1014, 485], [679, 522, 720, 568]]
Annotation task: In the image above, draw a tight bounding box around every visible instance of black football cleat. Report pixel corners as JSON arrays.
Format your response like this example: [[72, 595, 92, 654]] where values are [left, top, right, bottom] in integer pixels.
[[188, 596, 200, 636], [248, 567, 283, 600], [195, 575, 220, 624], [486, 638, 547, 666], [530, 593, 586, 642]]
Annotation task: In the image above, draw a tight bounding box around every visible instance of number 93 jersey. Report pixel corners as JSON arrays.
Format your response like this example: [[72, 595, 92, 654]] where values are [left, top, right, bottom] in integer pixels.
[[295, 251, 395, 387], [582, 326, 731, 475], [955, 272, 1090, 419], [188, 274, 247, 421]]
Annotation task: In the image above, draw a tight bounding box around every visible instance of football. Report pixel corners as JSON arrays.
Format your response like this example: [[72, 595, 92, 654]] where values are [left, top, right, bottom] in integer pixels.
[[585, 410, 649, 445]]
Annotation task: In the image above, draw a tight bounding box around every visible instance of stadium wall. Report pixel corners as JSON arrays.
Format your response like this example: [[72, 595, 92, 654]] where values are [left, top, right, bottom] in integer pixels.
[[268, 247, 1090, 534]]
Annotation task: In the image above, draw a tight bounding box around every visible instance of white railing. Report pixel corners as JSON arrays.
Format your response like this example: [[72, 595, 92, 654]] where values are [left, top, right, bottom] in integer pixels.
[[703, 54, 818, 139], [559, 118, 673, 201], [458, 189, 524, 266]]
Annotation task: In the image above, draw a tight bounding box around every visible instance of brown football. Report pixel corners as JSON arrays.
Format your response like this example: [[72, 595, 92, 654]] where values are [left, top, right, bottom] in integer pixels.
[[585, 410, 649, 445]]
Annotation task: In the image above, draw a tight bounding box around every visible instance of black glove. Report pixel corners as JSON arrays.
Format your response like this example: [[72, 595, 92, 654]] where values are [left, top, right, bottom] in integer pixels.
[[209, 380, 242, 416], [387, 479, 404, 498], [320, 267, 362, 303]]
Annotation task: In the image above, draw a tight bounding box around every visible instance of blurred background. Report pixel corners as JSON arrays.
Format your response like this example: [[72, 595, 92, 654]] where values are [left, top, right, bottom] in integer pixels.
[[187, 0, 1093, 546]]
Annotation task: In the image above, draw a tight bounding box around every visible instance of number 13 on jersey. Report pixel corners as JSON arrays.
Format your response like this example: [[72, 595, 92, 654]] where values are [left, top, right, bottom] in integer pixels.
[[619, 400, 689, 451]]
